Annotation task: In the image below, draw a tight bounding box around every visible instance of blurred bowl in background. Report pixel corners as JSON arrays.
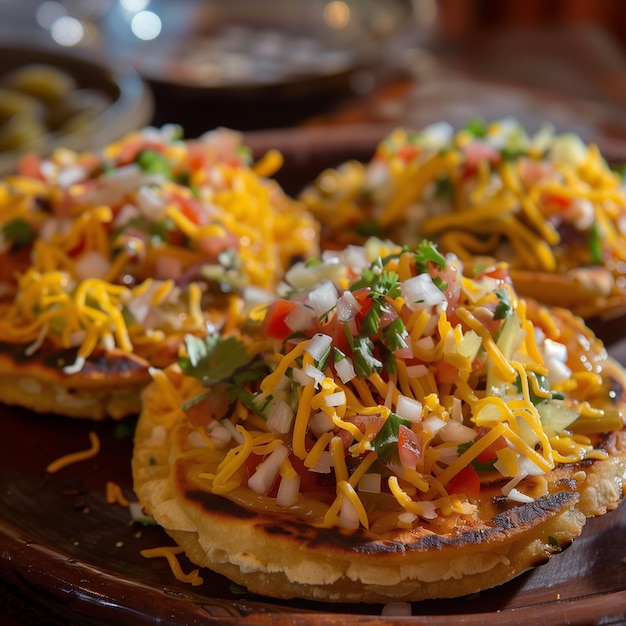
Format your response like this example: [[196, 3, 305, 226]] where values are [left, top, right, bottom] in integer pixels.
[[96, 0, 420, 133], [0, 43, 153, 174]]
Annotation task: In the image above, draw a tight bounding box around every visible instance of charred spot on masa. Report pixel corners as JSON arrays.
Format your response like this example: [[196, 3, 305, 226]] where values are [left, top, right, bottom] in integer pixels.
[[0, 341, 149, 376], [492, 491, 577, 530], [263, 525, 293, 536], [185, 490, 259, 520]]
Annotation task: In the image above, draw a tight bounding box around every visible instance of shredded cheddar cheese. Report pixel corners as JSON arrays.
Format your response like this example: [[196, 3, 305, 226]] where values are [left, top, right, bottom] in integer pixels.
[[106, 481, 130, 507], [46, 431, 100, 473], [163, 238, 624, 535], [0, 125, 318, 372], [300, 119, 626, 317], [140, 546, 203, 586]]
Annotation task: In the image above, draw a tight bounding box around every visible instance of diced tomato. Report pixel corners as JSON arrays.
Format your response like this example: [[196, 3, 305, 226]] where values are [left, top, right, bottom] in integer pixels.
[[173, 193, 211, 226], [475, 262, 511, 284], [541, 191, 571, 210], [17, 153, 44, 179], [184, 387, 230, 427], [262, 299, 299, 340], [288, 454, 329, 493], [398, 425, 421, 471], [476, 435, 507, 463], [376, 297, 398, 330], [352, 287, 373, 321], [447, 465, 480, 498], [396, 144, 420, 162], [196, 232, 239, 258], [434, 360, 459, 386], [461, 140, 501, 180]]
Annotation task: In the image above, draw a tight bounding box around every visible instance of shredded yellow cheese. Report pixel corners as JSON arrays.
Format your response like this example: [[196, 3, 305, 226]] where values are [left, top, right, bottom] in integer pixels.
[[46, 431, 101, 473], [140, 546, 203, 586]]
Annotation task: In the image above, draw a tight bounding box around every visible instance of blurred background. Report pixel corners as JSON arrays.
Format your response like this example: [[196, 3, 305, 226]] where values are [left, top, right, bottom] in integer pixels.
[[3, 2, 626, 624], [2, 0, 626, 171]]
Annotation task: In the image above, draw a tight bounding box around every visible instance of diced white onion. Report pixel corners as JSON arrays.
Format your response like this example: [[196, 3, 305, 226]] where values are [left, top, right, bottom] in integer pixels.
[[63, 356, 86, 374], [401, 273, 446, 311], [267, 399, 295, 434], [112, 203, 140, 227], [337, 290, 361, 323], [405, 363, 428, 378], [128, 501, 145, 521], [187, 430, 208, 448], [450, 396, 463, 423], [324, 391, 346, 407], [73, 250, 111, 279], [358, 473, 382, 494], [436, 444, 459, 465], [398, 512, 417, 525], [417, 500, 438, 519], [334, 356, 356, 383], [339, 496, 360, 529], [543, 338, 572, 385], [207, 421, 232, 447], [414, 335, 435, 351], [146, 424, 166, 446], [422, 415, 447, 436], [136, 184, 168, 220], [57, 165, 87, 188], [396, 395, 423, 422], [507, 488, 535, 504], [303, 363, 325, 388], [276, 474, 301, 507], [308, 280, 339, 317], [292, 367, 313, 386], [220, 418, 245, 444], [306, 333, 333, 363], [438, 420, 477, 443], [285, 303, 315, 332], [309, 411, 335, 436], [247, 444, 290, 495], [310, 451, 333, 474]]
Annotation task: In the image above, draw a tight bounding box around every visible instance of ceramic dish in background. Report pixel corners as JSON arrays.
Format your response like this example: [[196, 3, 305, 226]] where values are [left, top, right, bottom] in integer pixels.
[[96, 0, 420, 133], [0, 43, 153, 175]]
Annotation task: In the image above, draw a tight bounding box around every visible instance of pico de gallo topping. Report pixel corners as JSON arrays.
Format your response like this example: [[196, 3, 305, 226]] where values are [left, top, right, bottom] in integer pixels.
[[154, 238, 622, 532], [300, 118, 626, 316], [0, 125, 318, 370]]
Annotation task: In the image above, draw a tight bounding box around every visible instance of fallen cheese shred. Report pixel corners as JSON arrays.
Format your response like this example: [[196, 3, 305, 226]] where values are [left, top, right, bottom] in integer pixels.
[[46, 431, 101, 473]]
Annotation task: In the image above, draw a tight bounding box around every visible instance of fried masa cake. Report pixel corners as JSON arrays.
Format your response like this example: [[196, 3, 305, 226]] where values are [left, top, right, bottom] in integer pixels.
[[133, 239, 626, 602], [0, 125, 318, 419], [300, 119, 626, 320]]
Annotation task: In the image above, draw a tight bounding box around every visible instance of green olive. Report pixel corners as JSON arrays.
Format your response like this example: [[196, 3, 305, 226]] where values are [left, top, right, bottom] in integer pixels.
[[0, 87, 44, 123], [1, 64, 77, 105], [48, 88, 112, 132], [0, 111, 47, 151]]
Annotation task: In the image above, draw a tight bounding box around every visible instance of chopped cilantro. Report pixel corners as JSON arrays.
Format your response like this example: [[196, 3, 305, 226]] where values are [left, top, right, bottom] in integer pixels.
[[354, 218, 382, 238], [2, 218, 35, 249], [463, 117, 487, 138], [547, 535, 562, 553], [513, 371, 563, 405], [457, 441, 497, 472], [353, 336, 383, 377], [135, 149, 172, 177], [588, 220, 603, 265], [434, 175, 454, 199], [371, 412, 412, 465], [180, 334, 252, 387], [414, 240, 447, 273], [493, 288, 512, 320]]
